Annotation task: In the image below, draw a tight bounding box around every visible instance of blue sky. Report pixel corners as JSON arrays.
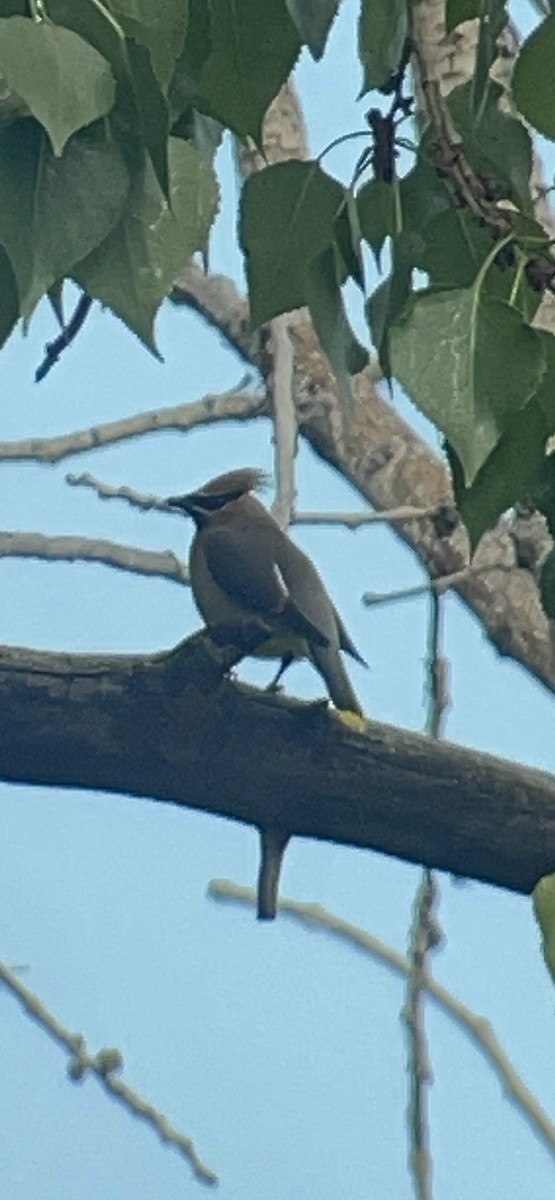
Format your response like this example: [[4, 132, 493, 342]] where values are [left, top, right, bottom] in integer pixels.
[[1, 2, 555, 1198]]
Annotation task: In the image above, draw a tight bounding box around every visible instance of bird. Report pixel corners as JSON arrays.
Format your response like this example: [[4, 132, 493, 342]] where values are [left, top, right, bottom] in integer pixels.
[[167, 468, 367, 919], [166, 467, 367, 716]]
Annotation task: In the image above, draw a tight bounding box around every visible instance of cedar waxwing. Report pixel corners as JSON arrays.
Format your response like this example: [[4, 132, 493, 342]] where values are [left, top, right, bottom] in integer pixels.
[[166, 468, 367, 716]]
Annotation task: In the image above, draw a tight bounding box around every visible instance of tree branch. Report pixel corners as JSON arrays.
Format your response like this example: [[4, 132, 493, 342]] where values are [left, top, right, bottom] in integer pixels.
[[0, 388, 265, 463], [0, 959, 217, 1186], [1, 637, 555, 895], [269, 314, 298, 530], [173, 265, 555, 698], [35, 293, 94, 383], [209, 882, 555, 1163], [0, 530, 189, 583]]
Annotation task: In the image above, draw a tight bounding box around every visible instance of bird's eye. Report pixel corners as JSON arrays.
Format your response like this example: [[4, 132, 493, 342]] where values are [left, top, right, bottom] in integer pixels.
[[201, 490, 243, 509]]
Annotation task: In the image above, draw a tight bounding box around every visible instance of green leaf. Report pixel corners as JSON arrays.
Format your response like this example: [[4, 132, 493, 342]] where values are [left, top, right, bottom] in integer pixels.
[[126, 38, 169, 198], [0, 119, 39, 306], [527, 330, 555, 436], [357, 178, 395, 265], [334, 192, 364, 288], [74, 137, 218, 352], [413, 204, 544, 322], [415, 207, 494, 287], [179, 110, 223, 163], [46, 0, 128, 85], [448, 81, 533, 214], [539, 550, 555, 621], [414, 207, 540, 320], [47, 278, 65, 326], [284, 0, 339, 59], [513, 13, 555, 141], [534, 874, 555, 988], [240, 160, 346, 326], [305, 245, 368, 405], [358, 0, 407, 92], [390, 289, 545, 483], [0, 17, 115, 156], [0, 61, 31, 127], [28, 125, 130, 314], [366, 231, 415, 375], [445, 0, 480, 33], [0, 119, 129, 315], [526, 335, 555, 562], [471, 0, 508, 122], [0, 241, 18, 348], [105, 0, 188, 88], [399, 156, 452, 233], [449, 398, 548, 547], [168, 0, 211, 120], [196, 0, 301, 143], [530, 466, 555, 556]]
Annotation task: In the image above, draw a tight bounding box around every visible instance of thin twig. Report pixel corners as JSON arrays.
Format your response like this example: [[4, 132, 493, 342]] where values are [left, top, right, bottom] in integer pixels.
[[294, 505, 441, 527], [0, 388, 266, 464], [65, 470, 442, 531], [0, 958, 217, 1186], [425, 592, 450, 739], [403, 594, 450, 1200], [404, 871, 438, 1200], [35, 294, 93, 383], [65, 473, 171, 511], [208, 881, 555, 1162], [269, 315, 297, 530], [362, 563, 516, 608], [0, 530, 189, 584]]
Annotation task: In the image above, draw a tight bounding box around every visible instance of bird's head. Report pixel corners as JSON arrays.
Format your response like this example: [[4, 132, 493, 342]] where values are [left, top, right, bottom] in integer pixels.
[[166, 468, 267, 524]]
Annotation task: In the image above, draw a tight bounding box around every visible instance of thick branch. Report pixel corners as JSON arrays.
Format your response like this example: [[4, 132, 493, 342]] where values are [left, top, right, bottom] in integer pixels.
[[170, 70, 555, 696], [1, 639, 555, 895], [173, 265, 555, 696]]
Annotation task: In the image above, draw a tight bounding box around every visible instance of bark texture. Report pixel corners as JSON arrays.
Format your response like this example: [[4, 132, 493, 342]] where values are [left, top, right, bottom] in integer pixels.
[[2, 639, 554, 895]]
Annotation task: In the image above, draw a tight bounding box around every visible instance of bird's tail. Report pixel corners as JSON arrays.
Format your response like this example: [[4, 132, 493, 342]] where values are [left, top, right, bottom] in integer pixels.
[[311, 644, 364, 717]]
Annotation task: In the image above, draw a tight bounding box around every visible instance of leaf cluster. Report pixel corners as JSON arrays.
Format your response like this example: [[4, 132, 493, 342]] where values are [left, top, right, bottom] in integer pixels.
[[2, 0, 555, 609], [238, 0, 555, 613], [0, 0, 224, 352]]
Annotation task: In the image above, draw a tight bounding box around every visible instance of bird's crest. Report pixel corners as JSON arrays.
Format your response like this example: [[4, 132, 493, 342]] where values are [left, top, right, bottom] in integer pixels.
[[197, 468, 268, 500], [166, 468, 268, 516]]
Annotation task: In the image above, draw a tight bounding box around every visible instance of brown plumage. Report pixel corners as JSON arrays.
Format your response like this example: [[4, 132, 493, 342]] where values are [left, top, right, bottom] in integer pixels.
[[167, 468, 366, 716], [168, 469, 367, 919]]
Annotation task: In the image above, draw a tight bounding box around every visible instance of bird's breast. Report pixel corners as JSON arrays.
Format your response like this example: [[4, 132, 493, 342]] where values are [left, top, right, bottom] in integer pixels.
[[189, 537, 308, 662]]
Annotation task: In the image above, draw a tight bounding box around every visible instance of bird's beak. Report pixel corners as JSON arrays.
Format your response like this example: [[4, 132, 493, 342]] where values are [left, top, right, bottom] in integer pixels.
[[166, 494, 194, 514]]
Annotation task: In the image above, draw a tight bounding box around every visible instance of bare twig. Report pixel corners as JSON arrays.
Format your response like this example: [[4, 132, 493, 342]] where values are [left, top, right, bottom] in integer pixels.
[[0, 958, 217, 1186], [403, 593, 449, 1199], [269, 315, 298, 530], [0, 530, 189, 584], [0, 388, 266, 464], [294, 505, 441, 528], [65, 471, 443, 531], [208, 881, 555, 1162], [362, 563, 516, 608], [65, 473, 170, 511], [35, 294, 93, 383], [404, 871, 439, 1200], [425, 593, 450, 739]]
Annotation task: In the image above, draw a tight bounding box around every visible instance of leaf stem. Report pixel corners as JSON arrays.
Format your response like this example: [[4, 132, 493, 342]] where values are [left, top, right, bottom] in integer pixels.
[[473, 231, 514, 296]]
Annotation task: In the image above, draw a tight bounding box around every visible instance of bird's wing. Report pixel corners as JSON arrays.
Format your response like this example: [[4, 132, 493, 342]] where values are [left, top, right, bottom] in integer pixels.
[[202, 521, 329, 647], [334, 606, 368, 666]]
